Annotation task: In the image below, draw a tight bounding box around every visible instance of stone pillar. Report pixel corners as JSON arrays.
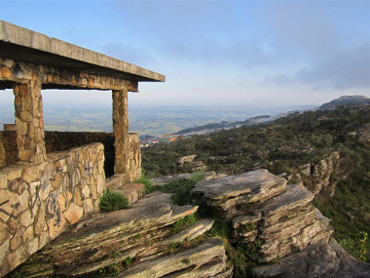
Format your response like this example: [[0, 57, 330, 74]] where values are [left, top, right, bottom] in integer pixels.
[[13, 79, 46, 164], [112, 89, 129, 174], [0, 132, 5, 167]]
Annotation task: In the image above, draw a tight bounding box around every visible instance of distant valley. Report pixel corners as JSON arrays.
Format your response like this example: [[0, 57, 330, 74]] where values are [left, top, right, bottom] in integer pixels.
[[0, 103, 315, 135], [1, 95, 368, 136]]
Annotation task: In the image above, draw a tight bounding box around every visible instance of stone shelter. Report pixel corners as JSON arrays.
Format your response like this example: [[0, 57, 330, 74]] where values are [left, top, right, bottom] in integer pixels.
[[0, 20, 164, 276]]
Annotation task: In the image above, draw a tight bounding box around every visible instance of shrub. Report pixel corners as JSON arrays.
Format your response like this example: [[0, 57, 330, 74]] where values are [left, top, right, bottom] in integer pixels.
[[99, 191, 129, 212], [134, 171, 153, 193]]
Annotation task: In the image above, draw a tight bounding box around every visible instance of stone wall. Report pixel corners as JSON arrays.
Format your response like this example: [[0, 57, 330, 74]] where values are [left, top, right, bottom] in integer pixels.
[[44, 131, 141, 181], [1, 131, 141, 181], [0, 131, 18, 167], [0, 133, 6, 168], [0, 142, 106, 276], [45, 131, 115, 177]]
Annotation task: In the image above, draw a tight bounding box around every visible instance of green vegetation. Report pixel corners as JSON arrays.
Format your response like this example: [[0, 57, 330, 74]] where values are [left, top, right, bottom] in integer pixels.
[[338, 231, 368, 262], [207, 220, 254, 277], [143, 105, 370, 261], [96, 256, 134, 277], [98, 263, 122, 276], [134, 171, 153, 193], [99, 191, 129, 212], [242, 223, 256, 233], [156, 172, 204, 205], [169, 214, 198, 236]]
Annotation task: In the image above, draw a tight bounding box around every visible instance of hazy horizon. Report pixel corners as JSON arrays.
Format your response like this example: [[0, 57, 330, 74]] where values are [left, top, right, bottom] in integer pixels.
[[0, 0, 369, 108]]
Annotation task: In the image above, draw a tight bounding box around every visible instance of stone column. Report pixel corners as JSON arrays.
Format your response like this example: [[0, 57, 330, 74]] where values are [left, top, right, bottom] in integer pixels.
[[112, 89, 129, 174], [13, 79, 46, 164], [0, 133, 5, 167]]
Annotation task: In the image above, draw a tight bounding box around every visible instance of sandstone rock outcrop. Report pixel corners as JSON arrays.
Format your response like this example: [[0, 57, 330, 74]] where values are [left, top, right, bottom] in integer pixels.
[[192, 169, 343, 276], [298, 151, 340, 197], [177, 154, 207, 173], [9, 192, 231, 277]]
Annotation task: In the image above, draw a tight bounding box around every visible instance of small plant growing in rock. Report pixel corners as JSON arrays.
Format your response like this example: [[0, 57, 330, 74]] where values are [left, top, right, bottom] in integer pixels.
[[99, 190, 129, 212], [134, 171, 153, 193], [99, 263, 122, 275], [242, 223, 256, 233], [169, 214, 197, 235], [124, 256, 133, 267], [181, 258, 191, 265], [159, 172, 204, 206]]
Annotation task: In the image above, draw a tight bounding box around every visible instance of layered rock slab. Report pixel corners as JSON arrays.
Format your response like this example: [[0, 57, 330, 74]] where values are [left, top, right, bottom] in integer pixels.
[[192, 169, 333, 266], [8, 192, 231, 277], [192, 169, 287, 218], [117, 237, 228, 278]]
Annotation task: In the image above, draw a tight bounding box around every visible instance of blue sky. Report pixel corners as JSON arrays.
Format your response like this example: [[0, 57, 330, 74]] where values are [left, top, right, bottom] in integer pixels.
[[0, 0, 369, 108]]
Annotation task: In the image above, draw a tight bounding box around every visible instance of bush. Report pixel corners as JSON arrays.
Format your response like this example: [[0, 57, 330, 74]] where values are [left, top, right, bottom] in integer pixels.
[[99, 191, 129, 212]]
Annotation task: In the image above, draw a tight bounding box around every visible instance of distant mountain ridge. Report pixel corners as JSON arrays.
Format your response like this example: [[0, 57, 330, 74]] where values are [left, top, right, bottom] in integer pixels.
[[320, 95, 370, 109], [176, 95, 370, 136], [175, 114, 273, 135]]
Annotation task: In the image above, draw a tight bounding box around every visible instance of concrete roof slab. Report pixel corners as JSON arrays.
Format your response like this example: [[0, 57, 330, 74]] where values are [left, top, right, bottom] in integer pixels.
[[0, 20, 165, 82]]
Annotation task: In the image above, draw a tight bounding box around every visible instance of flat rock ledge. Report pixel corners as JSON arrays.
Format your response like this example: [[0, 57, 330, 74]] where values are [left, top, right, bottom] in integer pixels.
[[190, 169, 363, 277], [117, 237, 228, 278], [7, 192, 231, 278]]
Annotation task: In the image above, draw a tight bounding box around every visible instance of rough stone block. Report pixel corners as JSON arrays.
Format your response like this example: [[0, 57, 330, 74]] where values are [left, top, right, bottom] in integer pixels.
[[63, 203, 83, 225], [0, 239, 10, 267], [23, 164, 41, 183], [22, 226, 34, 242], [10, 227, 25, 251], [0, 221, 8, 245], [19, 210, 33, 228], [0, 190, 19, 222], [26, 237, 39, 255], [18, 149, 33, 161], [47, 214, 66, 239], [5, 167, 23, 181], [0, 173, 8, 189], [1, 66, 11, 78]]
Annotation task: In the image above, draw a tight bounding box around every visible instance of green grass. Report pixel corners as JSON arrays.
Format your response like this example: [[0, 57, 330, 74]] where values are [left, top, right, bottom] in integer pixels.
[[158, 172, 204, 206], [169, 214, 197, 236], [206, 220, 252, 278], [134, 171, 153, 193], [99, 191, 129, 212]]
